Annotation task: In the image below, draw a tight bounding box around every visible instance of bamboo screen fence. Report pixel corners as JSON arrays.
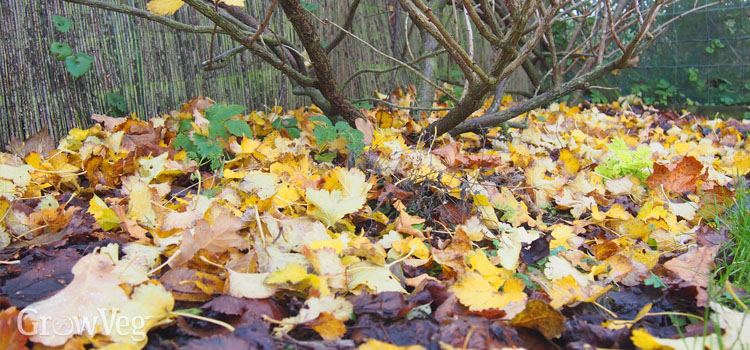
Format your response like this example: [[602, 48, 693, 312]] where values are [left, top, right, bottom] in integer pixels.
[[0, 0, 527, 148]]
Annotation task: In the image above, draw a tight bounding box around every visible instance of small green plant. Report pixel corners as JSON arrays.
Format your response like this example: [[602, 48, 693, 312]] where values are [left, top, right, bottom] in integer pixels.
[[589, 89, 609, 104], [271, 116, 301, 138], [687, 67, 706, 89], [630, 80, 680, 106], [644, 272, 667, 289], [705, 39, 724, 54], [715, 178, 750, 299], [594, 137, 653, 183], [309, 115, 365, 163], [106, 92, 129, 118], [49, 15, 94, 78], [173, 104, 252, 170]]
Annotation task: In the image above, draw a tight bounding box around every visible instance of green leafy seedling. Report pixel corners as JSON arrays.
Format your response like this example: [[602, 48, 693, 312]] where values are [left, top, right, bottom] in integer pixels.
[[52, 15, 72, 32], [50, 42, 73, 61], [64, 53, 94, 78], [106, 92, 128, 117]]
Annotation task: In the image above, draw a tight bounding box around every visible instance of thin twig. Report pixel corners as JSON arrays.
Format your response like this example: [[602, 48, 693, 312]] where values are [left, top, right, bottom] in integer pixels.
[[313, 14, 457, 103], [247, 0, 277, 47]]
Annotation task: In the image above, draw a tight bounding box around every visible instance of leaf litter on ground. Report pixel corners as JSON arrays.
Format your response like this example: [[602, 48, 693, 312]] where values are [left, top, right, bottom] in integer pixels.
[[1, 92, 749, 349]]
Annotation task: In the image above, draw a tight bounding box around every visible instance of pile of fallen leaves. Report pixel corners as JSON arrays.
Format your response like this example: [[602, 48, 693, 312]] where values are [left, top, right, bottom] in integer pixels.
[[1, 93, 749, 350]]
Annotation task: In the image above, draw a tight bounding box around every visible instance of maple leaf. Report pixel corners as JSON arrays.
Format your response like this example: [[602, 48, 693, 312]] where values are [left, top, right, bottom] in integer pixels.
[[21, 253, 130, 346], [305, 189, 365, 227], [646, 156, 704, 193], [274, 296, 352, 339], [171, 208, 245, 267], [495, 223, 539, 270], [347, 261, 407, 294], [239, 171, 280, 200], [107, 283, 175, 346], [451, 272, 526, 312], [0, 164, 33, 200]]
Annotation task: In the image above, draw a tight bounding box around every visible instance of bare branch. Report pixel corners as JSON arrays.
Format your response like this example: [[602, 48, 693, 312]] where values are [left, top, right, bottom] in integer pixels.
[[342, 49, 447, 88], [398, 0, 489, 85], [277, 0, 364, 125], [318, 16, 458, 103], [462, 1, 499, 45], [182, 0, 316, 87], [326, 0, 361, 54], [247, 0, 278, 48]]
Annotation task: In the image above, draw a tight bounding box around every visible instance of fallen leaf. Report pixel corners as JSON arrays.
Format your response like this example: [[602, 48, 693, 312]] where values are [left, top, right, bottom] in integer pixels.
[[510, 300, 565, 339], [646, 156, 704, 193]]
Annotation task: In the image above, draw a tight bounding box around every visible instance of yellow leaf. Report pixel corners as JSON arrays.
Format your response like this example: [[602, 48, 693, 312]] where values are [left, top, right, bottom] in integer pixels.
[[266, 263, 310, 285], [274, 296, 352, 336], [495, 223, 539, 271], [559, 148, 580, 175], [306, 189, 364, 227], [358, 339, 426, 350], [391, 237, 430, 260], [239, 171, 280, 200], [220, 0, 246, 6], [347, 261, 406, 294], [630, 329, 674, 350], [108, 283, 175, 346], [549, 224, 575, 250], [127, 180, 156, 228], [308, 312, 346, 341], [510, 300, 565, 339], [308, 238, 345, 254], [465, 250, 507, 289], [146, 0, 184, 15], [22, 253, 130, 346], [451, 272, 526, 311], [89, 195, 121, 231]]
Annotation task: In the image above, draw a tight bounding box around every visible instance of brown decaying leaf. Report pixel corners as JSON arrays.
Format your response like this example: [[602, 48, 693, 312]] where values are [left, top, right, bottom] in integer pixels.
[[159, 267, 215, 302], [664, 245, 719, 306], [432, 142, 504, 169], [646, 156, 704, 193], [171, 211, 245, 267], [7, 127, 56, 158], [510, 300, 565, 340]]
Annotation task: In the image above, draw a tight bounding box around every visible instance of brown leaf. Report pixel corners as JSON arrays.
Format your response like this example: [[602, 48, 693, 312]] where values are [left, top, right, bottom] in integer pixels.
[[171, 211, 245, 267], [432, 142, 504, 168], [111, 205, 150, 242], [91, 114, 127, 132], [308, 312, 347, 341], [433, 142, 461, 167], [159, 268, 213, 302], [510, 300, 566, 339], [664, 245, 719, 306], [202, 295, 286, 320], [591, 240, 619, 261], [0, 307, 30, 350], [646, 156, 704, 193], [7, 127, 55, 158]]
